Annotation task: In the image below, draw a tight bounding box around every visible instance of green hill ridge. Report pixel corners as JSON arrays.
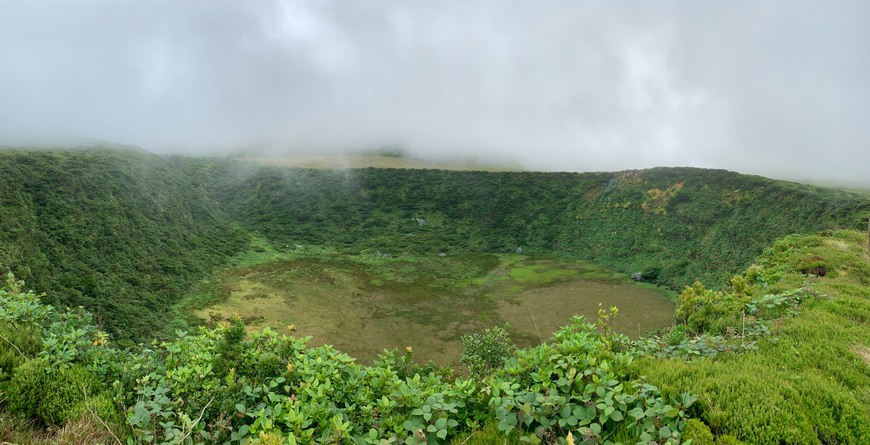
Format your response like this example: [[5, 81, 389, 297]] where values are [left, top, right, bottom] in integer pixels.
[[175, 158, 869, 290]]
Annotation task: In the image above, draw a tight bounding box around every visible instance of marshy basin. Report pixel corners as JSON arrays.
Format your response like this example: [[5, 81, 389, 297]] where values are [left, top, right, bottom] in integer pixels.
[[192, 253, 676, 366]]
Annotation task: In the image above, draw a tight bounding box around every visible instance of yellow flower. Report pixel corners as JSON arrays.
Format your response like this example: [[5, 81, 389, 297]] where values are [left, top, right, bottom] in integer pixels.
[[405, 346, 413, 353], [286, 362, 295, 373], [92, 331, 109, 346]]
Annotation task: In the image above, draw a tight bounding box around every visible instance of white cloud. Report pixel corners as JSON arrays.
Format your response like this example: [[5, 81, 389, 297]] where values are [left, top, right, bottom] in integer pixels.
[[0, 0, 867, 183]]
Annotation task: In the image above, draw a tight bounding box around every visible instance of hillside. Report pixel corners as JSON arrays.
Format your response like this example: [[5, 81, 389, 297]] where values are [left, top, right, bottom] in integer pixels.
[[0, 148, 247, 342], [2, 148, 867, 341], [175, 158, 870, 289], [638, 229, 870, 443]]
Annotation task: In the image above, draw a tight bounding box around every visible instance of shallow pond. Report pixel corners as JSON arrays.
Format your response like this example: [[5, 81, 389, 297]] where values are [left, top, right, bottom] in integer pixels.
[[192, 253, 675, 366]]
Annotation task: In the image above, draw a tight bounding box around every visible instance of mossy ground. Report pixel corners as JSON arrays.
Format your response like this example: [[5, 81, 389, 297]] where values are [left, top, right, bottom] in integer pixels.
[[179, 238, 675, 365]]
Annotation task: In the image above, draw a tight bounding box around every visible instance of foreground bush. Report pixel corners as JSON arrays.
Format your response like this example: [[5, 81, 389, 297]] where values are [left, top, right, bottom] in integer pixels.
[[7, 358, 105, 426], [487, 318, 693, 444], [115, 318, 689, 444], [0, 269, 689, 444]]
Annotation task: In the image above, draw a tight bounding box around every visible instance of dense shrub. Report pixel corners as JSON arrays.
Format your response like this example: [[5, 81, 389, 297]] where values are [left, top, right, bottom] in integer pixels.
[[460, 323, 515, 381], [487, 317, 694, 444], [0, 149, 247, 342], [681, 419, 714, 445], [38, 365, 103, 425], [6, 358, 50, 421], [0, 322, 40, 382], [7, 358, 102, 425], [674, 282, 747, 334]]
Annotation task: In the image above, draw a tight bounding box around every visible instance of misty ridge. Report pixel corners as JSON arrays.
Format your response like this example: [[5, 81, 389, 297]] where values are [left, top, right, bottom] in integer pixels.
[[1, 1, 869, 186]]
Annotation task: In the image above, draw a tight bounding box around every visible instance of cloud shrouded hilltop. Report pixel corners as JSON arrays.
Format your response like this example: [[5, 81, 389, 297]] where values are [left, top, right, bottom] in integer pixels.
[[1, 1, 868, 184]]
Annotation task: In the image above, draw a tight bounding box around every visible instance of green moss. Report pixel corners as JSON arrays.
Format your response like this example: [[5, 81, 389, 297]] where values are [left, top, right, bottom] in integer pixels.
[[0, 322, 40, 382], [6, 358, 50, 422], [508, 261, 578, 284], [682, 419, 714, 445]]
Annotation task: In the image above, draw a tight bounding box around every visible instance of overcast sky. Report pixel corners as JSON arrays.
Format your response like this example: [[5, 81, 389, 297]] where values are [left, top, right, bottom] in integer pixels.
[[1, 1, 868, 183]]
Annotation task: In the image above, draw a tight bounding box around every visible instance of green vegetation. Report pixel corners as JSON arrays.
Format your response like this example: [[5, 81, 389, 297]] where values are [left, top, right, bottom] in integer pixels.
[[8, 227, 867, 443], [0, 268, 690, 444], [174, 159, 870, 290], [460, 323, 515, 382], [2, 229, 868, 444], [638, 230, 870, 443], [2, 148, 867, 343], [0, 147, 869, 443], [0, 148, 247, 342]]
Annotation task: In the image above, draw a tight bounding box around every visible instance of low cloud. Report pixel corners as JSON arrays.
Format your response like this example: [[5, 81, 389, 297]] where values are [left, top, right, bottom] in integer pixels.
[[1, 1, 867, 183]]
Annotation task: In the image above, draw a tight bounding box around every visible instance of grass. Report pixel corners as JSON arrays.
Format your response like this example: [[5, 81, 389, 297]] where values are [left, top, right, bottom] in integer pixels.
[[508, 260, 579, 284], [178, 241, 675, 366], [0, 411, 121, 445], [639, 230, 870, 444]]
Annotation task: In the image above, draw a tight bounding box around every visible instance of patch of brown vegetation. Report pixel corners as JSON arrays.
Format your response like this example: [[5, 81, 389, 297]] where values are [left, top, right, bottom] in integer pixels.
[[853, 345, 870, 366], [617, 171, 642, 185], [0, 414, 120, 445], [798, 254, 829, 277], [583, 185, 603, 202], [191, 256, 674, 365], [824, 238, 851, 251]]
